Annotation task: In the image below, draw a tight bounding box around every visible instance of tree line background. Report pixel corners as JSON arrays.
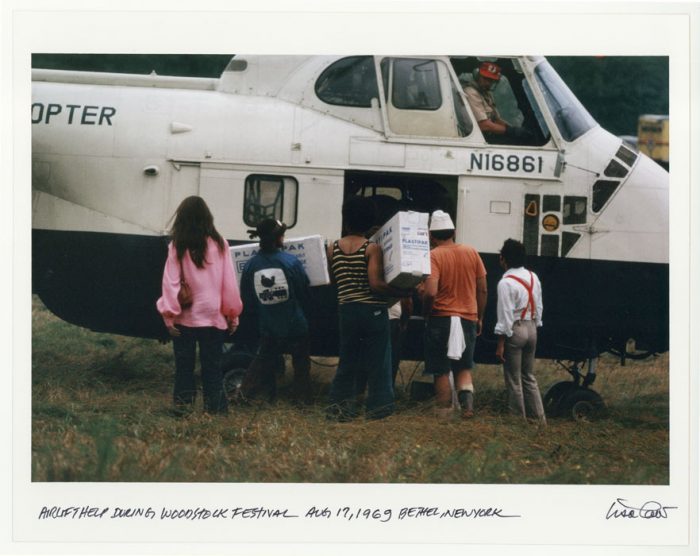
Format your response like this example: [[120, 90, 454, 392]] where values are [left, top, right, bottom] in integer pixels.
[[31, 54, 668, 137]]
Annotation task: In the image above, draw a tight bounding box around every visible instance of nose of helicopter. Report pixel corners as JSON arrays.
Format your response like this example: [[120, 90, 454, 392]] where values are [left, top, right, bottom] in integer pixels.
[[587, 152, 669, 264]]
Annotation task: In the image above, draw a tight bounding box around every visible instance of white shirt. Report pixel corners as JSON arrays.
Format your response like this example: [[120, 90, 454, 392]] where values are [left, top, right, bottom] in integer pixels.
[[494, 267, 543, 337]]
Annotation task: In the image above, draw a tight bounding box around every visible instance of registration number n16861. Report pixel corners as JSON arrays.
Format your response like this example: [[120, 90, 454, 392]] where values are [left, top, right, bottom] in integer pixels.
[[469, 152, 544, 174]]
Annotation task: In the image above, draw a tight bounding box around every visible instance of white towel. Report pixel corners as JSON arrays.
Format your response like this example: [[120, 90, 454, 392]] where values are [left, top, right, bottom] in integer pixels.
[[447, 316, 466, 360]]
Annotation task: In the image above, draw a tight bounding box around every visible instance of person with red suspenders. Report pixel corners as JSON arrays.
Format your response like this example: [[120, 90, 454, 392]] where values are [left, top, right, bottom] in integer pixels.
[[494, 239, 546, 423]]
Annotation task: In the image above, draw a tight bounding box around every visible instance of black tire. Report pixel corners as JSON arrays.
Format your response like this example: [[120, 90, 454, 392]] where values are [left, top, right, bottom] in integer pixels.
[[543, 381, 576, 418], [220, 350, 254, 395], [564, 388, 606, 421]]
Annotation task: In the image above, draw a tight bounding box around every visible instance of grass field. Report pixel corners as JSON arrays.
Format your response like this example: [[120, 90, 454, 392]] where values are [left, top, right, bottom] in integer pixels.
[[31, 296, 669, 484]]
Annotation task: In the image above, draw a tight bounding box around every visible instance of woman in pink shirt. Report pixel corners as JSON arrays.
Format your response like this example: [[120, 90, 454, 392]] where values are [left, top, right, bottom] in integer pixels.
[[156, 196, 243, 415]]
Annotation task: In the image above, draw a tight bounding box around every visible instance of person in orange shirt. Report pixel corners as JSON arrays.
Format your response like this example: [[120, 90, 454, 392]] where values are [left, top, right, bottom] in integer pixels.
[[421, 210, 487, 418]]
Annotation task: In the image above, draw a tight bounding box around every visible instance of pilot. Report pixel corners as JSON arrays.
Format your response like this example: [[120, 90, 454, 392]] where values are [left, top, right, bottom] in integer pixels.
[[463, 62, 532, 144]]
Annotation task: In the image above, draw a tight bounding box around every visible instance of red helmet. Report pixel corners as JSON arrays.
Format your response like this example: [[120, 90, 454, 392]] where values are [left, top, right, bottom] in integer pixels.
[[479, 62, 502, 81]]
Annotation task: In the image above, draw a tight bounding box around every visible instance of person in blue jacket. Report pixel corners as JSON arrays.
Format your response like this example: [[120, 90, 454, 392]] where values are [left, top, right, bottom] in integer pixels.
[[239, 218, 312, 404]]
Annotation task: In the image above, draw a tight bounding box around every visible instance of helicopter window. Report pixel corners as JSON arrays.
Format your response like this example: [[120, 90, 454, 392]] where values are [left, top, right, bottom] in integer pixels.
[[563, 196, 587, 225], [543, 195, 561, 212], [381, 58, 442, 111], [450, 78, 473, 137], [452, 57, 550, 146], [315, 56, 379, 108], [534, 60, 597, 142], [523, 79, 551, 142], [592, 180, 619, 213], [603, 159, 629, 178], [244, 175, 298, 228], [616, 145, 638, 166], [490, 75, 524, 127], [540, 234, 559, 257], [561, 231, 581, 256], [359, 185, 402, 200]]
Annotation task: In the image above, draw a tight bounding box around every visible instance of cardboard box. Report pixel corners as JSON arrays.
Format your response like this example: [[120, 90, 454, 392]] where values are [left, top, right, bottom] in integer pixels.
[[230, 235, 330, 286], [370, 211, 431, 288]]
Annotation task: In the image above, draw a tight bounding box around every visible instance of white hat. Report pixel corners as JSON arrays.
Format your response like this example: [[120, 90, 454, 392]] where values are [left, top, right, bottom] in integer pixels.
[[429, 210, 455, 231]]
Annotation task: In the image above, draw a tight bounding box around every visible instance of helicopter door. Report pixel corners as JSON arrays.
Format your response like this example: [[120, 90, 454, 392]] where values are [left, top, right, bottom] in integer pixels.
[[378, 57, 466, 138], [456, 175, 585, 258], [456, 175, 523, 251]]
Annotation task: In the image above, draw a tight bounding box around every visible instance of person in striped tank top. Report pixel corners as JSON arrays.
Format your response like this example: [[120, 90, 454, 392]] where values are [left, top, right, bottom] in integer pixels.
[[326, 196, 414, 421]]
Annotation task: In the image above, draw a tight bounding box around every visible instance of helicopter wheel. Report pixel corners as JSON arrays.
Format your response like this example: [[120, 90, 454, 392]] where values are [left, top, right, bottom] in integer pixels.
[[543, 381, 576, 418], [220, 350, 254, 395], [565, 389, 606, 421]]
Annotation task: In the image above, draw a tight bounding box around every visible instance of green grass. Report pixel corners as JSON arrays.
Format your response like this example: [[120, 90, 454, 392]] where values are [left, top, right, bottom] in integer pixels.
[[31, 296, 669, 483]]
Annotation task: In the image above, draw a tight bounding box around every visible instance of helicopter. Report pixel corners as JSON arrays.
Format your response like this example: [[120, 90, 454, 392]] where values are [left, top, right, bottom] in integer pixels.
[[32, 55, 669, 417]]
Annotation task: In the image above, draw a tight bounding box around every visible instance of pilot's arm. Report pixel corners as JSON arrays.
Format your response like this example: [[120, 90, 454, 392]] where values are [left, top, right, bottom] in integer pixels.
[[478, 118, 508, 135], [464, 85, 509, 135]]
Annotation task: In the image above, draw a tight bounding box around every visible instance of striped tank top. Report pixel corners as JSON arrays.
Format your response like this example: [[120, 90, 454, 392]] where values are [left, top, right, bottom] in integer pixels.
[[331, 240, 386, 305]]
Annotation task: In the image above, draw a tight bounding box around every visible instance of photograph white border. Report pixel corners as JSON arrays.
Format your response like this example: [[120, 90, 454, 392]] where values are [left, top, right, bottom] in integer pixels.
[[2, 1, 698, 554]]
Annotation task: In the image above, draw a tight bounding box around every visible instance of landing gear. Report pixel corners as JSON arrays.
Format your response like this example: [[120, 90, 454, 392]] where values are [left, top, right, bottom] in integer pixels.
[[220, 347, 254, 395], [608, 338, 655, 366], [220, 345, 286, 398], [567, 389, 605, 420], [543, 358, 606, 420]]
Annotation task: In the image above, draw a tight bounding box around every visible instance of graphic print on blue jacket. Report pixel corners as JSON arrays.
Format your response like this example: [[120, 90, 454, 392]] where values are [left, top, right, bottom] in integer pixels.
[[240, 250, 311, 338]]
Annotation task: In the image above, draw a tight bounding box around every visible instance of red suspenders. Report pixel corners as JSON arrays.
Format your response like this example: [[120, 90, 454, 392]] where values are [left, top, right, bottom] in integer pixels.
[[506, 272, 535, 320]]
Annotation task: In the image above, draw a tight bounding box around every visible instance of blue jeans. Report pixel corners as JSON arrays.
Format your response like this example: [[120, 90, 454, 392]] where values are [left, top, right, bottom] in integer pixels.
[[329, 303, 394, 419], [172, 326, 228, 414]]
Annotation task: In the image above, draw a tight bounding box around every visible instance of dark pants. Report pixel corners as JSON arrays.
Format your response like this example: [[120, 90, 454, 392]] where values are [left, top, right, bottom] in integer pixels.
[[329, 303, 394, 420], [242, 335, 311, 403], [389, 318, 402, 385], [172, 326, 228, 414], [355, 318, 402, 394]]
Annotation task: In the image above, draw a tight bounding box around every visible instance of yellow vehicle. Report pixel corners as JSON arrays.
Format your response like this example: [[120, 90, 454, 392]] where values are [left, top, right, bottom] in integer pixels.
[[637, 114, 669, 170]]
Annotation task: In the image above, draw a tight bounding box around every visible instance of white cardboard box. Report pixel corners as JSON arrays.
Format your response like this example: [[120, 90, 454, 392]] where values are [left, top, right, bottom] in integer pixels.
[[230, 235, 330, 286], [370, 211, 431, 288]]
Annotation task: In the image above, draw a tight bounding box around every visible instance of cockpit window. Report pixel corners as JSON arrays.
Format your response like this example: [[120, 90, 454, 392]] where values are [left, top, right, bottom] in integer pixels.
[[385, 58, 442, 111], [490, 75, 524, 126], [450, 57, 550, 146], [534, 60, 597, 142], [379, 57, 468, 138], [315, 56, 379, 108]]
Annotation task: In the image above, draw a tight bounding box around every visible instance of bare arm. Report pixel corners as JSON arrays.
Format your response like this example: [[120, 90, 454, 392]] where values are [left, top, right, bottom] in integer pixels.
[[421, 274, 438, 319], [476, 275, 488, 336], [366, 243, 413, 297], [478, 118, 508, 134], [326, 242, 335, 285], [496, 335, 506, 362]]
